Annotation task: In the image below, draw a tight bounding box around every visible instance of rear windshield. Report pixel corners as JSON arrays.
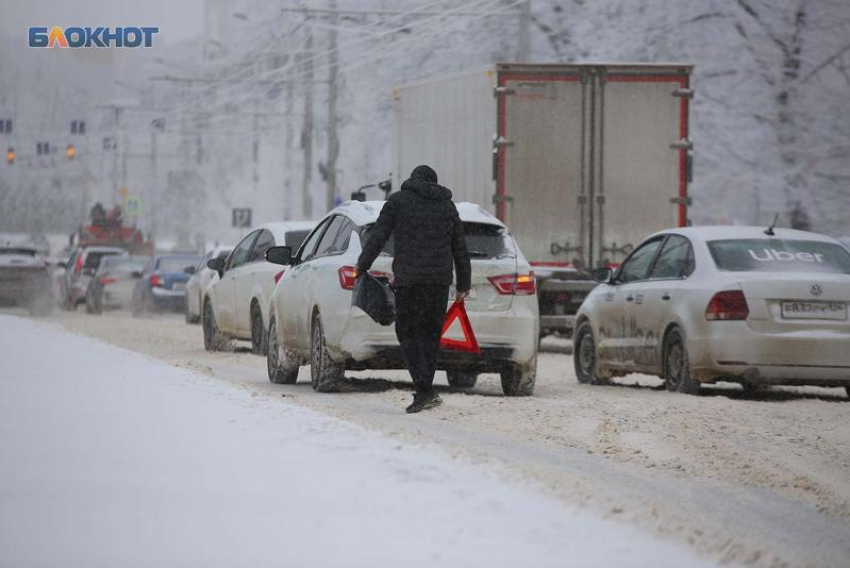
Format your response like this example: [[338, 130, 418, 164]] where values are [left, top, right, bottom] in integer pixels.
[[157, 256, 200, 273], [708, 239, 850, 274], [101, 256, 149, 272], [359, 222, 516, 259], [84, 251, 123, 270], [0, 248, 36, 256], [285, 230, 311, 251]]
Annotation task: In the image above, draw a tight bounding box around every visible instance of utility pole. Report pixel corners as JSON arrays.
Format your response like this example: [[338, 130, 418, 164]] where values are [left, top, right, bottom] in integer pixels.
[[150, 122, 159, 241], [301, 25, 314, 218], [326, 0, 339, 211], [284, 80, 294, 220], [517, 0, 531, 62], [112, 107, 121, 204]]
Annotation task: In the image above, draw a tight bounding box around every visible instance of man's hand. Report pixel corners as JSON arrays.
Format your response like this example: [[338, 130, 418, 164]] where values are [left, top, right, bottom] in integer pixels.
[[456, 289, 470, 302]]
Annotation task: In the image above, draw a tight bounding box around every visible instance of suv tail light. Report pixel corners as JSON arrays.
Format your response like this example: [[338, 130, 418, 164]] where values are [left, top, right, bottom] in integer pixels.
[[488, 272, 536, 296], [75, 254, 83, 275], [274, 269, 286, 284], [338, 266, 357, 290], [151, 274, 163, 287], [100, 277, 118, 285], [706, 290, 749, 321]]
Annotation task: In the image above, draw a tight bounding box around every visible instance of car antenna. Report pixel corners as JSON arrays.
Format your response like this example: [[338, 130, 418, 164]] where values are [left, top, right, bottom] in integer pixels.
[[764, 213, 780, 236]]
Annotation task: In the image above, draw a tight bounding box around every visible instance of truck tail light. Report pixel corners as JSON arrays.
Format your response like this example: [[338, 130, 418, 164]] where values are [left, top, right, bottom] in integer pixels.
[[274, 269, 286, 284], [706, 290, 749, 321], [100, 277, 118, 285], [488, 272, 536, 295], [338, 266, 357, 290], [151, 274, 163, 287]]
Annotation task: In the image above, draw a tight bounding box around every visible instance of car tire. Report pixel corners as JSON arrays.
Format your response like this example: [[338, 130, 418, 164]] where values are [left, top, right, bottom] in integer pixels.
[[251, 304, 267, 355], [203, 301, 226, 352], [447, 371, 478, 389], [574, 322, 604, 384], [310, 315, 343, 393], [85, 291, 102, 315], [500, 356, 536, 397], [664, 327, 700, 395], [845, 386, 850, 399], [267, 316, 299, 384]]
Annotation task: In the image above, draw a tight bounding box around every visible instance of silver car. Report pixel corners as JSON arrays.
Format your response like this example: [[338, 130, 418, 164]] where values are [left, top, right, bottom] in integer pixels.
[[264, 201, 539, 396], [84, 255, 150, 314], [574, 226, 850, 396]]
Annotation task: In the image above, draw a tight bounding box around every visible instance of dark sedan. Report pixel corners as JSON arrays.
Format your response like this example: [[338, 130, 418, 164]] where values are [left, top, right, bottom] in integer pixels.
[[132, 253, 201, 316]]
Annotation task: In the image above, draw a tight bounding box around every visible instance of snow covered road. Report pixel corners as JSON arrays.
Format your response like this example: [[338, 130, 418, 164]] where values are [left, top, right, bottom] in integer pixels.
[[0, 314, 708, 567]]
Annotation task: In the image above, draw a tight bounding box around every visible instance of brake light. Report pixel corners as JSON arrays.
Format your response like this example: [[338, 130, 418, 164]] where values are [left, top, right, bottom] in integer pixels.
[[338, 266, 357, 290], [151, 274, 163, 287], [488, 272, 536, 295], [100, 277, 118, 285], [274, 270, 285, 284], [75, 254, 83, 275], [706, 290, 749, 321]]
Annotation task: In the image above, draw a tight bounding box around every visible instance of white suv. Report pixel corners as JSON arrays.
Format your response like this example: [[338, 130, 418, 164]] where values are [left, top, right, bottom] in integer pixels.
[[265, 200, 539, 396], [202, 221, 315, 354]]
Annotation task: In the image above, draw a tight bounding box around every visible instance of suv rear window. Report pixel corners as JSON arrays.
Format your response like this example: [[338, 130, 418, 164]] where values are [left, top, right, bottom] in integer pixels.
[[359, 222, 516, 259], [708, 239, 850, 274]]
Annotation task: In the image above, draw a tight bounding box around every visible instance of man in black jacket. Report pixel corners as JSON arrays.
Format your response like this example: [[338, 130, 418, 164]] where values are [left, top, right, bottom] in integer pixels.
[[357, 165, 471, 413]]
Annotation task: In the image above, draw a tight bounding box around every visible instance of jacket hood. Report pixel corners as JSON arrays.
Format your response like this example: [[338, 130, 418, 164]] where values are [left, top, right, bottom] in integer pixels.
[[401, 177, 453, 201]]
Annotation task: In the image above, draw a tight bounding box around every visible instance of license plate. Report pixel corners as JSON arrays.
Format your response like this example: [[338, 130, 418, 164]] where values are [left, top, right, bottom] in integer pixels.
[[173, 282, 185, 291], [781, 300, 847, 320]]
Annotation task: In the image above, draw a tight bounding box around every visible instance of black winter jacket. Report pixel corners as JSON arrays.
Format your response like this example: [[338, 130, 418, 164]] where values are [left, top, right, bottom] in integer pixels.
[[356, 178, 471, 291]]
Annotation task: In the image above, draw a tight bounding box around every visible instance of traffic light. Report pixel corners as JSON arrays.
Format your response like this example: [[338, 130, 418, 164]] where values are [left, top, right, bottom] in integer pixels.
[[5, 147, 13, 165], [66, 144, 76, 161]]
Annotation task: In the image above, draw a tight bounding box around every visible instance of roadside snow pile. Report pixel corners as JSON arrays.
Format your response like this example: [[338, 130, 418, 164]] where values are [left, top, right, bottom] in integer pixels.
[[0, 315, 710, 567]]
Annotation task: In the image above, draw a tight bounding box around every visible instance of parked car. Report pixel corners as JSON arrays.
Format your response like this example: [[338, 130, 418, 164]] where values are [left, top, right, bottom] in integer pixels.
[[261, 201, 539, 395], [84, 255, 151, 314], [132, 253, 201, 316], [574, 226, 850, 396], [185, 245, 232, 324], [202, 222, 315, 353], [62, 246, 127, 310], [0, 240, 54, 316]]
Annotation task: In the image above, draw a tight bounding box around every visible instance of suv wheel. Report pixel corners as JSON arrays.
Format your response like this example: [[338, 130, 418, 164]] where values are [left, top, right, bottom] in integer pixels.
[[500, 356, 536, 397], [310, 315, 343, 392], [267, 317, 299, 384], [447, 371, 477, 389], [664, 327, 700, 395]]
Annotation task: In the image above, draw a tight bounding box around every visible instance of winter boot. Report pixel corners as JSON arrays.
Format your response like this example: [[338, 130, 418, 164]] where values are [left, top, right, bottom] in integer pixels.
[[405, 390, 442, 414]]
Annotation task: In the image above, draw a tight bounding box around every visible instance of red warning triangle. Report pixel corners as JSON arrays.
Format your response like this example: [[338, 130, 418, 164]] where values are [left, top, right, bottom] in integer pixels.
[[440, 299, 481, 354]]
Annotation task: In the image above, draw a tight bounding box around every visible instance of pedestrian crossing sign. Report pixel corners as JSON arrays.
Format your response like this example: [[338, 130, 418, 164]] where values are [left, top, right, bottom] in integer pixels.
[[440, 299, 480, 354]]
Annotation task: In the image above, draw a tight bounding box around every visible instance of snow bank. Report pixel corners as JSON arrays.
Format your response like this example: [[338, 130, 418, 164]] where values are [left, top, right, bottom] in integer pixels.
[[0, 315, 709, 567]]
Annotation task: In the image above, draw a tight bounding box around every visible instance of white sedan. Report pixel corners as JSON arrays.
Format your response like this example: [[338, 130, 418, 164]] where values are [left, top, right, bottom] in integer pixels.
[[264, 200, 539, 396], [202, 221, 315, 354], [185, 245, 232, 324], [574, 226, 850, 395]]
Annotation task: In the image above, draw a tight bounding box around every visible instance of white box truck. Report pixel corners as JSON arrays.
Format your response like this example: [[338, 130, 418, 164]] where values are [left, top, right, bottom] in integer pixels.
[[392, 63, 693, 336]]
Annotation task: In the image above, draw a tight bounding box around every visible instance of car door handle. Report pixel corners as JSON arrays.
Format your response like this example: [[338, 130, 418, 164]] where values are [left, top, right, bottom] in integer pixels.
[[662, 293, 671, 301]]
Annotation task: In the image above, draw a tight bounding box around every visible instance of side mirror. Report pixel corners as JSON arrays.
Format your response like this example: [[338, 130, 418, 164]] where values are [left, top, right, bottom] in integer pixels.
[[131, 270, 143, 279], [265, 246, 292, 266], [207, 257, 226, 276], [184, 265, 197, 275], [591, 267, 614, 284]]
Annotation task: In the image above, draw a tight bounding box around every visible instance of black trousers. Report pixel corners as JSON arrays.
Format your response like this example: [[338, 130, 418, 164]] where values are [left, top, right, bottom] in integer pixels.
[[394, 284, 450, 394]]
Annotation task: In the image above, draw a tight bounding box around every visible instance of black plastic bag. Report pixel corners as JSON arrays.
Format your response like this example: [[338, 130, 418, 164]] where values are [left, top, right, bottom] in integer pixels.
[[351, 273, 396, 326]]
